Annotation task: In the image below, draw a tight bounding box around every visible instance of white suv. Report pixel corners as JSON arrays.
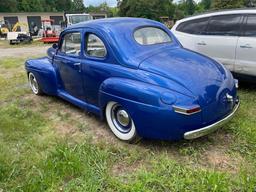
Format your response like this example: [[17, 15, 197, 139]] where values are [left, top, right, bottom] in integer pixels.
[[172, 9, 256, 80]]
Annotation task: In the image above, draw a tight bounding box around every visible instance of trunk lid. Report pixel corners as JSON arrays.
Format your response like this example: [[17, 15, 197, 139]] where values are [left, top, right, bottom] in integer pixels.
[[139, 47, 236, 123]]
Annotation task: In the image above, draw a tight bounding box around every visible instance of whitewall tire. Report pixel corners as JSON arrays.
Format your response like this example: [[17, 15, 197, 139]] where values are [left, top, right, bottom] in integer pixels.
[[28, 72, 43, 95], [105, 101, 139, 142]]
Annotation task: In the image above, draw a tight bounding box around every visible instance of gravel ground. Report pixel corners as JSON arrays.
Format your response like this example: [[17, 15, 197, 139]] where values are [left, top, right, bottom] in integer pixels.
[[0, 46, 49, 58]]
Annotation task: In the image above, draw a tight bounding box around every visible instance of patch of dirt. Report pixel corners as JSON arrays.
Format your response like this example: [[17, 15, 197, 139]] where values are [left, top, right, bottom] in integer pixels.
[[201, 145, 244, 174], [22, 93, 118, 144], [0, 46, 49, 58], [55, 123, 77, 136], [111, 160, 145, 178]]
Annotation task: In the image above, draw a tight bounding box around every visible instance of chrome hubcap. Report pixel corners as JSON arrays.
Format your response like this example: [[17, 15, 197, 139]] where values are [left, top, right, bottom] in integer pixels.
[[116, 110, 130, 127], [29, 74, 38, 94], [111, 104, 132, 133]]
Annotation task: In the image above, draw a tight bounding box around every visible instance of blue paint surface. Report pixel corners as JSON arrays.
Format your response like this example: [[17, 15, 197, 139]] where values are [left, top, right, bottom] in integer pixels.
[[25, 18, 238, 140]]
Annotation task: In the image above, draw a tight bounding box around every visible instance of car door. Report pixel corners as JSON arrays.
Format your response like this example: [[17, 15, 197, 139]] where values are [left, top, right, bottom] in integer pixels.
[[54, 30, 85, 101], [173, 17, 210, 51], [81, 31, 110, 106], [235, 14, 256, 76], [196, 14, 242, 72]]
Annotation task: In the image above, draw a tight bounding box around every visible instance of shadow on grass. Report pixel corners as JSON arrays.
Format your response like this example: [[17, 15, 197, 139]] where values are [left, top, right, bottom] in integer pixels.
[[43, 96, 228, 151]]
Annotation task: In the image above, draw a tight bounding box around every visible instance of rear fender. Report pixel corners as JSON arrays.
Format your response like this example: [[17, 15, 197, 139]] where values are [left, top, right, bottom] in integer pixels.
[[99, 78, 197, 109], [99, 78, 201, 140], [99, 78, 166, 110]]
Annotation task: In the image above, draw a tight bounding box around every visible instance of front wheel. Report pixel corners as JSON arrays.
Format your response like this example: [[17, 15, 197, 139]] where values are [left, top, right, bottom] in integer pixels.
[[28, 72, 43, 95], [105, 101, 139, 143]]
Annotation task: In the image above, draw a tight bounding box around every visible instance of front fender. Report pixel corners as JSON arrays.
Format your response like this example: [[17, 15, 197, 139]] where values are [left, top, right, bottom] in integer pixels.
[[25, 57, 58, 95]]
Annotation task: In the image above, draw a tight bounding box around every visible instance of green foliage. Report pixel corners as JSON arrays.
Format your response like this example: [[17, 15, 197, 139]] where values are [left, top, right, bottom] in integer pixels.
[[118, 0, 175, 20], [201, 0, 212, 9], [0, 104, 46, 141], [18, 143, 109, 191], [195, 0, 212, 13], [118, 0, 254, 21], [212, 0, 245, 9], [1, 0, 255, 20], [0, 0, 85, 12], [109, 157, 232, 191], [0, 0, 18, 12], [86, 2, 118, 17], [244, 0, 256, 6], [185, 0, 196, 15], [72, 0, 86, 12], [0, 56, 256, 191]]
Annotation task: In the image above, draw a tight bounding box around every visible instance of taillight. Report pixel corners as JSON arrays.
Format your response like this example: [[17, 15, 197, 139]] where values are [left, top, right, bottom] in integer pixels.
[[173, 105, 201, 115], [235, 79, 239, 89]]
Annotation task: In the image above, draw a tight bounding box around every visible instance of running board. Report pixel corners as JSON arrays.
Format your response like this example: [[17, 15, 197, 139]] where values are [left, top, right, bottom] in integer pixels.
[[57, 90, 101, 116]]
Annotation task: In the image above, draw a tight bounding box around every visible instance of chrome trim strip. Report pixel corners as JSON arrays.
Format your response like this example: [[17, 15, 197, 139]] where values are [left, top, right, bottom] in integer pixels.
[[184, 101, 240, 140]]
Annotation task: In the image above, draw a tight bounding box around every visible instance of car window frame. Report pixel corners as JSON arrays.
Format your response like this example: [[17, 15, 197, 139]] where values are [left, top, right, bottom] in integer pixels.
[[84, 32, 108, 59], [241, 14, 256, 37], [59, 30, 82, 58], [133, 26, 173, 46], [205, 14, 243, 37]]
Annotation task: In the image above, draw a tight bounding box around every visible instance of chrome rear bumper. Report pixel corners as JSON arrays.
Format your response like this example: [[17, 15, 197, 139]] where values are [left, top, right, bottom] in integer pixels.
[[184, 101, 240, 140]]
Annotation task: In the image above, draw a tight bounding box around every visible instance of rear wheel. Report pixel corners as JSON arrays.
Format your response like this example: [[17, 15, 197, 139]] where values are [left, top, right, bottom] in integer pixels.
[[28, 72, 43, 95], [105, 101, 139, 143]]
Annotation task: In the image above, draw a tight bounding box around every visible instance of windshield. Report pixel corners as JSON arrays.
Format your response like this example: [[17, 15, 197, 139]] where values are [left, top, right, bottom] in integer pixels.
[[134, 27, 172, 45], [69, 15, 92, 24]]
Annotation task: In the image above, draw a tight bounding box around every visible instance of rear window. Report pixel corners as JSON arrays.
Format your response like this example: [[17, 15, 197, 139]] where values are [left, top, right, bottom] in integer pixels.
[[134, 27, 172, 45]]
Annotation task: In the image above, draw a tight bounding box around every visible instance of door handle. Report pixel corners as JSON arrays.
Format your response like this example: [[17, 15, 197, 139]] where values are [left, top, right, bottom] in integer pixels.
[[73, 62, 81, 66], [240, 44, 252, 49], [73, 62, 81, 72], [197, 41, 206, 46]]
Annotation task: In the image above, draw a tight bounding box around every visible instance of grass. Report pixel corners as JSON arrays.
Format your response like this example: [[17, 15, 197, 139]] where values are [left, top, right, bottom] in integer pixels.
[[0, 55, 256, 191]]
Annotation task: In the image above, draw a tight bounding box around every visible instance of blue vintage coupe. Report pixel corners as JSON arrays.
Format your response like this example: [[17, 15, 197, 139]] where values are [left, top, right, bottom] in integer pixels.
[[25, 18, 239, 142]]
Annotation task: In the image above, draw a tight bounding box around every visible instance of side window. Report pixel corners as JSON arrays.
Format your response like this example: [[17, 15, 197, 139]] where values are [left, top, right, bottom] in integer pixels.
[[176, 17, 209, 35], [244, 15, 256, 37], [60, 32, 81, 56], [85, 34, 107, 58], [207, 15, 242, 36]]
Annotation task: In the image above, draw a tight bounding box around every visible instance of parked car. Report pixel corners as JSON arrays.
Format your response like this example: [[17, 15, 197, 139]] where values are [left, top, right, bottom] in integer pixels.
[[8, 32, 32, 45], [172, 9, 256, 81], [25, 18, 239, 142]]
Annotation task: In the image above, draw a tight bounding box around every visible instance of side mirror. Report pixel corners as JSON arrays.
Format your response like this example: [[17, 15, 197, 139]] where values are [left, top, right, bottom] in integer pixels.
[[47, 47, 57, 58], [52, 43, 58, 49]]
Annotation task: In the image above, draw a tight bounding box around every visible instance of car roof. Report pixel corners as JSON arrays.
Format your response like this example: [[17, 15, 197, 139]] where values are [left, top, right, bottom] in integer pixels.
[[177, 8, 256, 23], [67, 17, 161, 32], [65, 17, 180, 69]]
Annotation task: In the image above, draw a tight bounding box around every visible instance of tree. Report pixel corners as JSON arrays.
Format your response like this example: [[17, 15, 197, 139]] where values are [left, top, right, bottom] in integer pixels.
[[244, 0, 256, 7], [86, 3, 116, 17], [185, 0, 196, 15], [42, 0, 57, 12], [71, 0, 86, 12], [118, 0, 175, 20], [17, 0, 44, 12], [201, 0, 212, 9], [0, 0, 18, 12], [55, 0, 73, 11], [212, 0, 244, 9]]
